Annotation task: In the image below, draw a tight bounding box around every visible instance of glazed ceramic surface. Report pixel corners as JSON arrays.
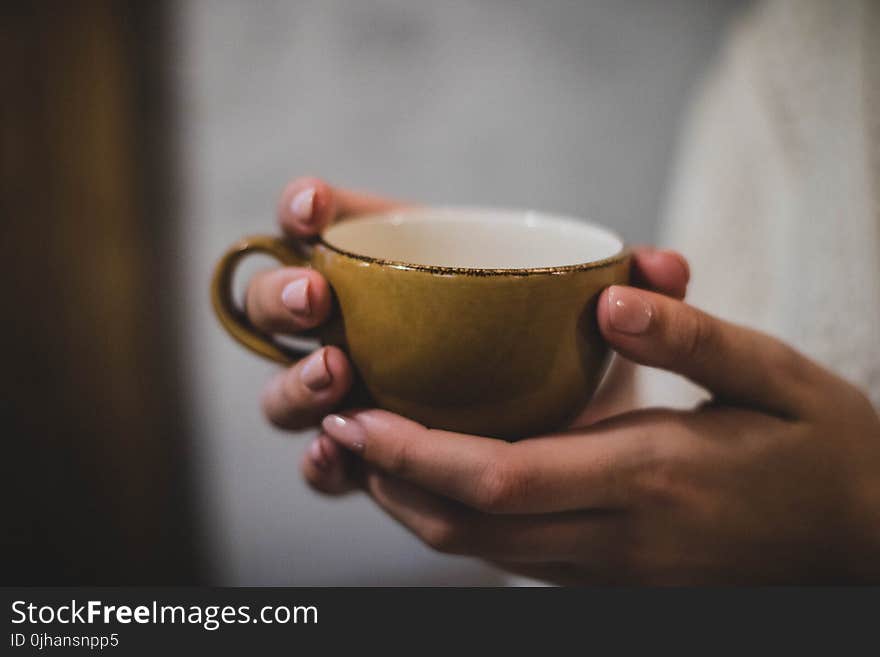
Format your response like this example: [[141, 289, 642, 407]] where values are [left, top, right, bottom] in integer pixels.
[[213, 208, 629, 439]]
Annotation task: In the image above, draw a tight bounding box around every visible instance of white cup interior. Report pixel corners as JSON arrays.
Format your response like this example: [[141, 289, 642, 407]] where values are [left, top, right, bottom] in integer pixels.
[[321, 207, 623, 269]]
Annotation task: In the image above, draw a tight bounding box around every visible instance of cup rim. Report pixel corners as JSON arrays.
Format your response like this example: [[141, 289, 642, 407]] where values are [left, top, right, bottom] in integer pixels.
[[316, 206, 629, 276]]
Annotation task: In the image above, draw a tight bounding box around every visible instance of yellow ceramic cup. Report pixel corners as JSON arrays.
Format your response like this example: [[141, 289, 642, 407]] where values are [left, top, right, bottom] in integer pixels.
[[212, 207, 629, 439]]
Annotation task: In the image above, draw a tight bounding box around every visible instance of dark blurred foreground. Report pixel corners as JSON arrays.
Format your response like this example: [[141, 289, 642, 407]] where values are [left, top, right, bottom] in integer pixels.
[[2, 1, 199, 584]]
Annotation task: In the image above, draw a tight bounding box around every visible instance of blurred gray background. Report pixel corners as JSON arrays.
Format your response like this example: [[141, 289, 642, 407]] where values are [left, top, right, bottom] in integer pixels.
[[176, 0, 740, 585]]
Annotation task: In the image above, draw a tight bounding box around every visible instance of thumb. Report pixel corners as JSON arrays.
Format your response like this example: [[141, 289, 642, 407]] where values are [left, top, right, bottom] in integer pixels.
[[597, 285, 819, 417]]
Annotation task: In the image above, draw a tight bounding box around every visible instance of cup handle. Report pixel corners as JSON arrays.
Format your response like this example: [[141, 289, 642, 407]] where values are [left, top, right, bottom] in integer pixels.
[[211, 234, 314, 365]]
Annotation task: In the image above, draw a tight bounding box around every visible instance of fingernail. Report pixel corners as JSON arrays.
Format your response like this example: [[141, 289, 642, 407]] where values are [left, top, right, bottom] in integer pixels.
[[300, 348, 332, 391], [290, 187, 316, 223], [281, 278, 310, 314], [309, 438, 328, 470], [322, 414, 366, 451], [608, 286, 653, 335]]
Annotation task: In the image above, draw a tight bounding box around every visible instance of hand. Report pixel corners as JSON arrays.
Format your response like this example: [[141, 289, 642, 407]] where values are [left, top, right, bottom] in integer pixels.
[[248, 176, 404, 429], [310, 287, 880, 584], [248, 176, 688, 435]]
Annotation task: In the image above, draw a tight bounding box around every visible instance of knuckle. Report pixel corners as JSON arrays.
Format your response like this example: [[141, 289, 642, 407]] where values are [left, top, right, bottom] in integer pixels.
[[631, 441, 684, 509], [634, 465, 679, 508], [677, 309, 714, 364], [474, 455, 525, 513], [383, 437, 414, 477]]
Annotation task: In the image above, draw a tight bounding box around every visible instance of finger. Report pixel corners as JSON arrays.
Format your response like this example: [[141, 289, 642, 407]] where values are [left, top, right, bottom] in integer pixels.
[[630, 247, 690, 299], [598, 286, 824, 416], [300, 434, 360, 496], [570, 248, 690, 427], [320, 409, 653, 513], [244, 267, 333, 334], [278, 176, 404, 238], [262, 346, 354, 430], [364, 470, 623, 562]]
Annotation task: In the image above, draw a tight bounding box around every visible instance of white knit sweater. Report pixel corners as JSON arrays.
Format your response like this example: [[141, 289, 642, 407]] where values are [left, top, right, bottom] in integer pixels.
[[639, 0, 880, 411]]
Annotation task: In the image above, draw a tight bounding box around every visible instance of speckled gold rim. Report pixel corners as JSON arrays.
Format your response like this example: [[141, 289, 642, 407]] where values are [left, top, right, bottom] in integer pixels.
[[317, 218, 629, 276], [316, 238, 630, 276]]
